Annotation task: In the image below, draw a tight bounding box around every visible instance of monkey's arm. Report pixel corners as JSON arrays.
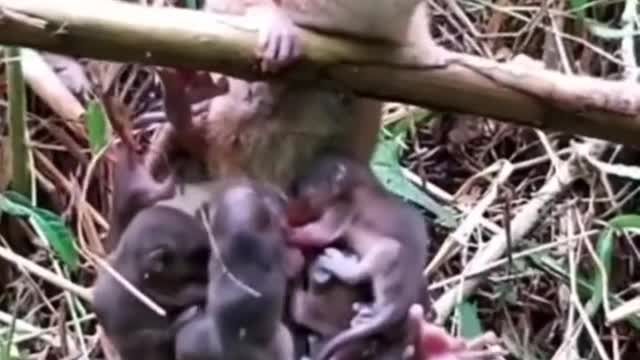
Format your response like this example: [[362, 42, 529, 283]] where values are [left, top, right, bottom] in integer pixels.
[[288, 203, 353, 247], [106, 144, 176, 252]]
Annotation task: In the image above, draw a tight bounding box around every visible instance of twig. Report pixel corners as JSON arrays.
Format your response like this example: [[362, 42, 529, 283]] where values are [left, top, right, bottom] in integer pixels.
[[425, 160, 513, 277], [432, 139, 609, 324], [0, 310, 59, 347], [0, 245, 92, 302], [89, 255, 167, 317], [197, 208, 262, 298]]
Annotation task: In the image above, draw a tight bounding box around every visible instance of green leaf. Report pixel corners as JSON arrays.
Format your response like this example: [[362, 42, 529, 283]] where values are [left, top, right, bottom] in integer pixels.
[[1, 299, 19, 360], [588, 227, 613, 313], [530, 253, 640, 330], [0, 338, 21, 360], [0, 192, 78, 271], [587, 214, 640, 315], [85, 100, 111, 155], [5, 47, 32, 199], [457, 301, 483, 339], [568, 0, 589, 19], [185, 0, 198, 9], [608, 214, 640, 230], [383, 108, 433, 140], [370, 139, 457, 227]]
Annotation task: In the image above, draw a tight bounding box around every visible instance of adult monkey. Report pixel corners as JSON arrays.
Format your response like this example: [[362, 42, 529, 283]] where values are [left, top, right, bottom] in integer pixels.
[[155, 0, 435, 188]]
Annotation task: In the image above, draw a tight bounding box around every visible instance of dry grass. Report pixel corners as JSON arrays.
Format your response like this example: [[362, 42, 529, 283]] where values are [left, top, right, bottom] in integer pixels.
[[1, 0, 640, 359]]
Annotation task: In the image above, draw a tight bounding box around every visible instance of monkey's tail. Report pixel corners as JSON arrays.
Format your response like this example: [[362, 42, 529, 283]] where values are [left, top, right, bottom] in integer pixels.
[[312, 303, 405, 360]]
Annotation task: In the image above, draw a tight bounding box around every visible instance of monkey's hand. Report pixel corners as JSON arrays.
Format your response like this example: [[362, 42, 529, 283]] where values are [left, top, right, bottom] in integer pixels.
[[309, 247, 360, 286], [316, 248, 368, 285], [114, 143, 176, 210], [308, 255, 334, 286], [408, 304, 505, 360], [247, 5, 302, 73]]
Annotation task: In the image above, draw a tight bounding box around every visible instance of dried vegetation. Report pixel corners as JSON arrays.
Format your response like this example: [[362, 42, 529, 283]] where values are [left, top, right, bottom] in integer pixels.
[[1, 0, 640, 359]]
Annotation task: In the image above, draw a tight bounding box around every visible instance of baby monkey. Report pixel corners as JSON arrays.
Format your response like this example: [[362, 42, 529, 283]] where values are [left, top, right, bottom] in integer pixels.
[[175, 180, 294, 360], [290, 248, 428, 360], [287, 155, 430, 360], [93, 144, 210, 360]]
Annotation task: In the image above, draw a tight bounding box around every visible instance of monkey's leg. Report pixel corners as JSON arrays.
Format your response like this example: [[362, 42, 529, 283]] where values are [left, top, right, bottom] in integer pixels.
[[289, 203, 354, 247], [291, 286, 330, 332], [174, 313, 222, 360], [269, 323, 295, 360]]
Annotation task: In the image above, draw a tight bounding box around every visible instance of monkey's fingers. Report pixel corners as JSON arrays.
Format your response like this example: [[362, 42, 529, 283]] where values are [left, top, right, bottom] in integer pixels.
[[308, 262, 333, 285], [316, 248, 363, 283], [407, 304, 426, 359], [466, 332, 500, 351], [415, 319, 468, 360], [252, 7, 302, 73]]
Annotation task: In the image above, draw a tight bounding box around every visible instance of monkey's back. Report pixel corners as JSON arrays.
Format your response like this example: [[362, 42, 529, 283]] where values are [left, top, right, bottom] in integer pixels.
[[353, 187, 429, 304], [206, 183, 290, 357], [208, 232, 288, 355]]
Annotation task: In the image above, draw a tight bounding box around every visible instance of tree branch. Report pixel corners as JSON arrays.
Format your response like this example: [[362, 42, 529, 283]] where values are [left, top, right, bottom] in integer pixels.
[[1, 0, 640, 145]]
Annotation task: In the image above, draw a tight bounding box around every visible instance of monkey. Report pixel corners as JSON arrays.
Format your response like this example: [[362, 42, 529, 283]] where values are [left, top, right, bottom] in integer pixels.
[[284, 154, 430, 360], [174, 180, 294, 360], [204, 0, 435, 71], [153, 0, 438, 191], [100, 90, 178, 254], [290, 248, 367, 337], [92, 139, 211, 360], [288, 248, 377, 360], [289, 248, 435, 360], [93, 205, 211, 360], [406, 304, 505, 360]]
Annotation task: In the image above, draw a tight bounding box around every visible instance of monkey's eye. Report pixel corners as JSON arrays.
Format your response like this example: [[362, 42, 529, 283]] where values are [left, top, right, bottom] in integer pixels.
[[146, 247, 172, 275], [189, 250, 209, 267]]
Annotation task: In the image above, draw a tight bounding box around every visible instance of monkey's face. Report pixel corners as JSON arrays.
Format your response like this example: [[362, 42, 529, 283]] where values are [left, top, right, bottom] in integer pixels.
[[117, 206, 210, 307]]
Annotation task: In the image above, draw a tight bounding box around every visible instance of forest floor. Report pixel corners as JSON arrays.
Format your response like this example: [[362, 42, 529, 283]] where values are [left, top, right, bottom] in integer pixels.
[[1, 0, 640, 359]]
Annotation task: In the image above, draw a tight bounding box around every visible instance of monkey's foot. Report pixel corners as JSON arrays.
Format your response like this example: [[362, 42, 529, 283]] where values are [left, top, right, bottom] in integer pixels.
[[249, 6, 302, 73], [350, 306, 376, 327]]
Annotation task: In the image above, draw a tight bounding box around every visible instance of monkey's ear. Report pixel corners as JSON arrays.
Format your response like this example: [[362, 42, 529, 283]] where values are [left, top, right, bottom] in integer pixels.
[[145, 247, 172, 275]]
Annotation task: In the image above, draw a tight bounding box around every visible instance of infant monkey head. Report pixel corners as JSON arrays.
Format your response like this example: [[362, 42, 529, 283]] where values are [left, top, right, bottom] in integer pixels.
[[288, 155, 375, 225], [114, 205, 210, 306], [175, 180, 294, 360], [212, 183, 288, 243], [93, 206, 210, 360]]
